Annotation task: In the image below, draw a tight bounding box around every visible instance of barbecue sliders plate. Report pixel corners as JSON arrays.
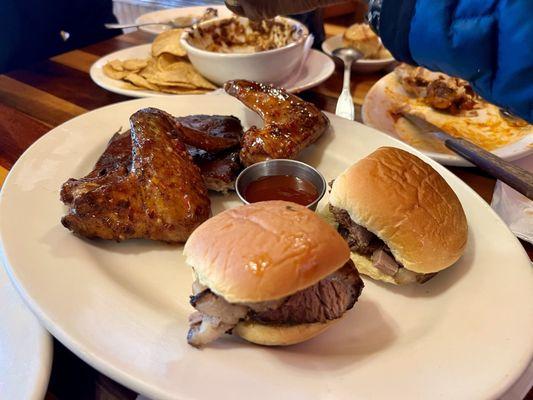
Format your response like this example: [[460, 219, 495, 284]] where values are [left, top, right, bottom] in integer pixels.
[[326, 147, 468, 285], [184, 200, 363, 347], [1, 95, 532, 400]]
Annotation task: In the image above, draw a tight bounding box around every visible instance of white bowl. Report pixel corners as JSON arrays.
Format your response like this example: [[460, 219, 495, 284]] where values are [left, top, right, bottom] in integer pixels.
[[181, 17, 309, 86], [322, 34, 396, 73]]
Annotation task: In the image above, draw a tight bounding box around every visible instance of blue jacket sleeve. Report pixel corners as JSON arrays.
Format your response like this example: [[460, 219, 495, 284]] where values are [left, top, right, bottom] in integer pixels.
[[378, 0, 533, 123]]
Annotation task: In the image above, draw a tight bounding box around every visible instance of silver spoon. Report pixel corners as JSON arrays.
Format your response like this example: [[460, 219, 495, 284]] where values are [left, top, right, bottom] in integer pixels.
[[332, 47, 362, 120]]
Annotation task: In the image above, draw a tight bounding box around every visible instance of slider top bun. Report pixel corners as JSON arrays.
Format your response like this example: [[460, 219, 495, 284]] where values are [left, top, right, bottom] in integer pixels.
[[329, 147, 467, 274], [184, 200, 350, 303]]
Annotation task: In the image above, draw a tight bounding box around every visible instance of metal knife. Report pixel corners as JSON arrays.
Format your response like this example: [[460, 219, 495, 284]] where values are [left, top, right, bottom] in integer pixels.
[[401, 113, 533, 200]]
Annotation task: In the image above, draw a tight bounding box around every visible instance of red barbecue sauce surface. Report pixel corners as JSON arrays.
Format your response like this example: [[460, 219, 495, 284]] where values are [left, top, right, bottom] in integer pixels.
[[243, 175, 319, 206]]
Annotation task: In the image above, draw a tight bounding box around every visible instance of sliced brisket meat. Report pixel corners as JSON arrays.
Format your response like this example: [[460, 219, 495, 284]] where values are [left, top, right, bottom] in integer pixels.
[[190, 289, 248, 325], [371, 247, 400, 276], [188, 314, 235, 348], [250, 260, 363, 324], [187, 289, 248, 347], [187, 260, 364, 347], [329, 205, 381, 255], [329, 204, 436, 282], [329, 204, 402, 277]]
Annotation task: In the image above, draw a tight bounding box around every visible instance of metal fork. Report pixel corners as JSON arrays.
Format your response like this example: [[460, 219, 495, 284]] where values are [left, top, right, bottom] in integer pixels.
[[104, 18, 200, 30]]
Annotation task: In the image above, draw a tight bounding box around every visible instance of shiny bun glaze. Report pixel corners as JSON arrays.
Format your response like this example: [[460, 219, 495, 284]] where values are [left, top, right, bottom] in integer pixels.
[[184, 200, 350, 303], [329, 147, 468, 274]]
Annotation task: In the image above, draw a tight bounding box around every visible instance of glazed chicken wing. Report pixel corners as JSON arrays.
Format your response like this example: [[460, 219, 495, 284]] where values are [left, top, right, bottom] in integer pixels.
[[177, 114, 244, 192], [224, 80, 329, 165], [60, 108, 210, 242]]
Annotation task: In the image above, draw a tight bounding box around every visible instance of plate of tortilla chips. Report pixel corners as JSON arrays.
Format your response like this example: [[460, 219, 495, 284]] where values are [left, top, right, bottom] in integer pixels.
[[90, 29, 217, 97]]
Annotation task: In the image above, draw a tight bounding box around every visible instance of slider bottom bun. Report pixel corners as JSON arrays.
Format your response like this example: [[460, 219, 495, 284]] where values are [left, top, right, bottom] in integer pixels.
[[350, 252, 432, 285], [351, 252, 397, 284], [233, 319, 338, 346]]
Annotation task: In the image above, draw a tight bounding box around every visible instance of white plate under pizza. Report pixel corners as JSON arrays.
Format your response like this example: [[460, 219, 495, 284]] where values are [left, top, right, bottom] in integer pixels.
[[362, 66, 533, 167]]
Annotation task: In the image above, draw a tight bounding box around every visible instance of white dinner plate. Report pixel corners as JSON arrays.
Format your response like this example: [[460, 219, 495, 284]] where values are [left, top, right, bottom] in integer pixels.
[[0, 260, 52, 399], [1, 95, 532, 400], [321, 34, 396, 73], [135, 5, 232, 36], [362, 72, 533, 166], [90, 46, 334, 97]]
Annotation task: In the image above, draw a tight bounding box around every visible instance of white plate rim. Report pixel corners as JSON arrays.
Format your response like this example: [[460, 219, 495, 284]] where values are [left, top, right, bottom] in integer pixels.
[[321, 34, 394, 65], [89, 45, 334, 97], [0, 95, 532, 400], [321, 34, 396, 75], [361, 72, 533, 166], [0, 260, 53, 400]]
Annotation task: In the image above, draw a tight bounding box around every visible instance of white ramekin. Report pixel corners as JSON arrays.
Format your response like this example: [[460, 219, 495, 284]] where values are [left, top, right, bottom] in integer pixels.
[[181, 17, 309, 86]]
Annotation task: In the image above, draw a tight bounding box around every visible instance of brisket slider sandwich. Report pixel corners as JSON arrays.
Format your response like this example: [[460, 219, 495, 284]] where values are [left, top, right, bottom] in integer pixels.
[[328, 147, 468, 285], [184, 200, 364, 347]]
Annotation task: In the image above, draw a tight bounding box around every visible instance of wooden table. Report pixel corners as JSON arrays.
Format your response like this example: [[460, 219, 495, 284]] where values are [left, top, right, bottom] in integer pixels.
[[0, 28, 531, 400]]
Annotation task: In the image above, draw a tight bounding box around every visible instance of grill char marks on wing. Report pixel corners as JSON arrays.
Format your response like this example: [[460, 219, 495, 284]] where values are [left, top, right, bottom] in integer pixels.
[[60, 131, 132, 206], [173, 119, 240, 153], [176, 114, 243, 143], [60, 108, 210, 242], [195, 150, 242, 193], [177, 114, 244, 191]]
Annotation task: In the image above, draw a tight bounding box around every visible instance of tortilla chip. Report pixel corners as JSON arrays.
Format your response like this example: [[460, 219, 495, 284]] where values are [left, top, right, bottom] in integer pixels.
[[156, 53, 184, 71], [157, 61, 216, 89], [142, 56, 215, 90], [158, 86, 209, 94], [122, 58, 148, 71], [183, 68, 216, 90], [119, 81, 144, 90], [142, 57, 195, 88], [102, 29, 217, 94], [103, 62, 128, 80], [138, 58, 156, 77], [145, 75, 197, 89], [108, 59, 124, 71], [152, 29, 187, 57], [124, 73, 160, 91]]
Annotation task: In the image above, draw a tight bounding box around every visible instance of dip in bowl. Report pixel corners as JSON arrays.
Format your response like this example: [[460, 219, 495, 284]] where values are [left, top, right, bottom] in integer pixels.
[[235, 159, 326, 210], [181, 16, 309, 86]]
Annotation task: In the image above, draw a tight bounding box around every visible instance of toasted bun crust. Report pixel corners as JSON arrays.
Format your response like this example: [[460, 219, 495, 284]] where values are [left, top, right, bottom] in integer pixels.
[[183, 201, 350, 303], [330, 147, 467, 273], [349, 252, 398, 284], [233, 320, 337, 346], [349, 252, 428, 285]]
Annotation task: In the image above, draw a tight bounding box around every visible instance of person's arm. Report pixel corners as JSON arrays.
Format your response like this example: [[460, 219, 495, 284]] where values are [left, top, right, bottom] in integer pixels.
[[224, 0, 343, 20], [368, 0, 533, 123]]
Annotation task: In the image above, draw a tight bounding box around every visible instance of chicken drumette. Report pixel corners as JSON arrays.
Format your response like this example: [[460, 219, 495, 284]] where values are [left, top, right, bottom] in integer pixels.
[[224, 80, 329, 165]]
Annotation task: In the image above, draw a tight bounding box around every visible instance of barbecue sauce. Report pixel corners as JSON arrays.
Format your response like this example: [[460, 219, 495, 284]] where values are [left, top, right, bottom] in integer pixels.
[[243, 175, 318, 206]]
